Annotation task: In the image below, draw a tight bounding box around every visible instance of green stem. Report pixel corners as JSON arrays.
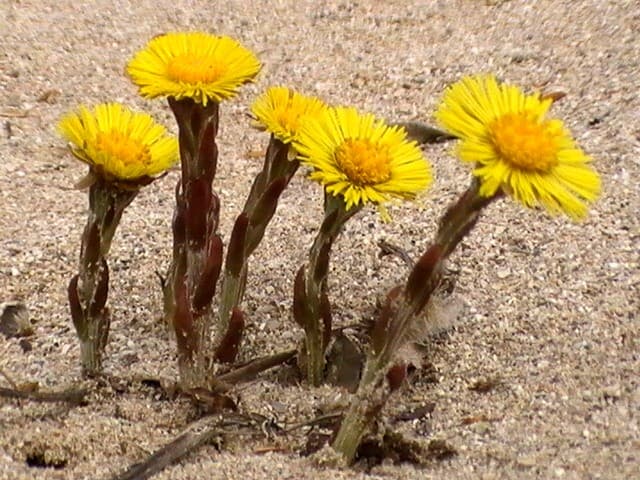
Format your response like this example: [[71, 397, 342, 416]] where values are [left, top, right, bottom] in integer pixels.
[[217, 137, 297, 354], [71, 178, 137, 376], [302, 194, 361, 386], [332, 179, 499, 463], [331, 355, 387, 462], [79, 331, 102, 375], [331, 399, 371, 463]]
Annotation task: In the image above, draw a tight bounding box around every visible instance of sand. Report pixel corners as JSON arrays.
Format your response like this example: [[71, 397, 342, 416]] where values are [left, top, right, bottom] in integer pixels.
[[1, 0, 638, 478]]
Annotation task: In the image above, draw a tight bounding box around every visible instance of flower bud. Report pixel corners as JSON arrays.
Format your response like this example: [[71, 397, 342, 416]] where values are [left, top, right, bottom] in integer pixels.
[[215, 308, 244, 363]]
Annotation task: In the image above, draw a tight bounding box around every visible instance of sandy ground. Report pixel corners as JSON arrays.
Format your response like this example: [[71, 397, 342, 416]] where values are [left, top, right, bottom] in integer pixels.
[[1, 0, 639, 479]]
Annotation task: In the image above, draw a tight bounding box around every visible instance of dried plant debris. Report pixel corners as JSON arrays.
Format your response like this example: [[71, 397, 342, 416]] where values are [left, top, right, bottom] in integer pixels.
[[461, 414, 491, 425], [0, 301, 32, 338], [303, 430, 336, 457], [299, 412, 344, 456], [391, 121, 456, 144], [424, 439, 458, 461], [468, 376, 503, 393], [36, 89, 61, 104], [406, 293, 465, 346], [186, 387, 238, 414], [324, 332, 365, 392], [377, 239, 414, 268], [0, 383, 88, 405], [356, 430, 457, 467], [24, 445, 69, 470], [392, 402, 436, 423]]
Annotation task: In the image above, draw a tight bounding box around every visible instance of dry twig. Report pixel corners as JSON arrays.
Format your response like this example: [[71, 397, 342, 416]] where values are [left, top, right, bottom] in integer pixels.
[[216, 348, 296, 385], [377, 239, 414, 268], [0, 386, 88, 405], [111, 413, 265, 480]]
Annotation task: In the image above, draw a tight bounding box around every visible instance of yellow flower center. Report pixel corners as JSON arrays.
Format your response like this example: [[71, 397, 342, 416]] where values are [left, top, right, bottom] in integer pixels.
[[489, 113, 559, 171], [335, 139, 392, 185], [276, 107, 301, 135], [96, 130, 151, 166], [167, 54, 226, 84]]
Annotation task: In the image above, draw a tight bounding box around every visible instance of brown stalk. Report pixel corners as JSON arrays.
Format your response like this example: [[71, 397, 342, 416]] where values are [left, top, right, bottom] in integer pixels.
[[332, 178, 500, 463]]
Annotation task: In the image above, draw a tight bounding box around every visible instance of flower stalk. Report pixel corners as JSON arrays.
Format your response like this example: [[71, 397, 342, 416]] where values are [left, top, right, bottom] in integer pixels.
[[68, 178, 138, 375], [127, 32, 261, 386], [332, 178, 498, 463], [292, 106, 432, 386], [164, 96, 223, 388], [217, 136, 299, 358], [332, 361, 406, 463], [333, 74, 600, 463], [293, 194, 362, 386]]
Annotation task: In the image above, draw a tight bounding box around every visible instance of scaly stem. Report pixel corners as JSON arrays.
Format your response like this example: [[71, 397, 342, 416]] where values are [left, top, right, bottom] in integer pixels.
[[295, 194, 361, 386], [69, 178, 137, 376], [217, 137, 298, 361], [165, 97, 223, 388], [332, 179, 499, 463]]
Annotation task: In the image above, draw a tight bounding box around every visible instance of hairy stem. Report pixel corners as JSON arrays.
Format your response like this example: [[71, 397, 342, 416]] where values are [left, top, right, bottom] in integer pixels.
[[332, 179, 499, 463], [70, 178, 137, 376], [165, 97, 222, 388], [296, 194, 361, 386]]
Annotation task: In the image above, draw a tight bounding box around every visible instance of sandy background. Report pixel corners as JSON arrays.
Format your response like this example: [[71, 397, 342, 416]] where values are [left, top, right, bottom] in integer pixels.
[[1, 0, 638, 479]]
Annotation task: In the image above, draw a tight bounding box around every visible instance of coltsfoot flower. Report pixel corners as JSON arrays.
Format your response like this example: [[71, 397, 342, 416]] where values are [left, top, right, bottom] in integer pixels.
[[436, 74, 600, 219], [127, 31, 261, 105], [58, 103, 178, 184], [294, 107, 432, 216], [59, 103, 177, 375], [251, 86, 327, 145]]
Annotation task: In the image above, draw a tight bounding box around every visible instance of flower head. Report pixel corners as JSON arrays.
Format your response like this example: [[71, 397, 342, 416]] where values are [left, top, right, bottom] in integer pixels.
[[436, 75, 600, 219], [127, 31, 261, 106], [251, 86, 327, 145], [294, 107, 432, 215], [58, 103, 178, 183]]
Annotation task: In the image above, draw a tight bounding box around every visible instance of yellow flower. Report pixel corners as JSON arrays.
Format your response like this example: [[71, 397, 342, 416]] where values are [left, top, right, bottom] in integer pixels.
[[58, 103, 178, 183], [436, 75, 600, 219], [127, 31, 261, 106], [294, 107, 432, 214], [251, 86, 327, 144]]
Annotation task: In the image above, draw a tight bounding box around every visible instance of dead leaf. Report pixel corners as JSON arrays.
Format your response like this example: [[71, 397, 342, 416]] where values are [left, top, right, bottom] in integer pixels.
[[246, 149, 264, 159], [37, 89, 60, 104], [391, 121, 456, 144], [324, 332, 364, 392], [0, 302, 32, 338], [461, 414, 490, 425], [186, 387, 237, 414], [393, 402, 436, 423], [357, 430, 442, 466], [425, 439, 457, 461]]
